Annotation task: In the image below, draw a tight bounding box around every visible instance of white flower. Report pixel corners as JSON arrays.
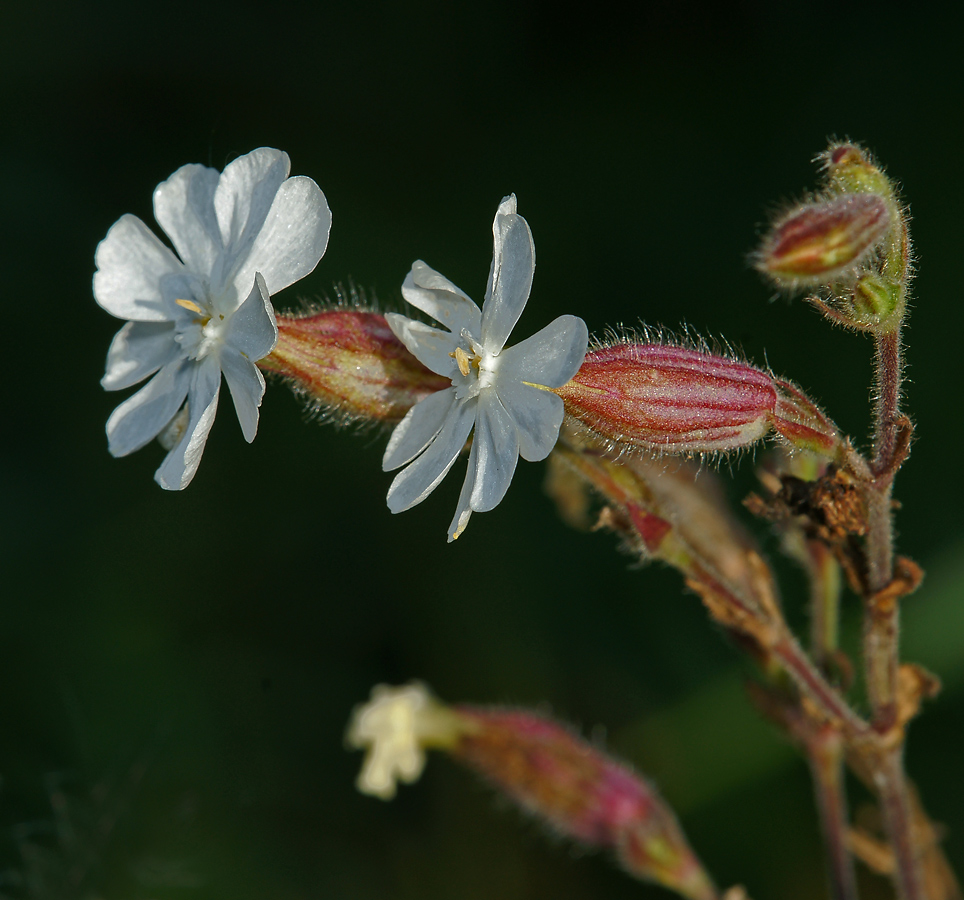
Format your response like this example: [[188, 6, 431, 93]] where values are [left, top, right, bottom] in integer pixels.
[[346, 683, 463, 800], [383, 195, 588, 540], [94, 148, 331, 489], [347, 683, 433, 800]]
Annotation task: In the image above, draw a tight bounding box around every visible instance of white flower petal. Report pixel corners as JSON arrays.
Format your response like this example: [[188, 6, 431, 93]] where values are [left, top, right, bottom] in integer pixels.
[[401, 261, 482, 336], [219, 346, 266, 443], [446, 388, 524, 541], [154, 357, 222, 490], [386, 398, 477, 513], [93, 214, 184, 321], [214, 148, 290, 249], [222, 273, 278, 362], [495, 380, 565, 462], [106, 358, 191, 457], [230, 175, 332, 300], [385, 314, 459, 378], [497, 314, 589, 388], [383, 387, 457, 471], [210, 148, 290, 297], [447, 443, 478, 542], [102, 321, 179, 391], [153, 163, 222, 275], [466, 390, 520, 513], [480, 195, 535, 352]]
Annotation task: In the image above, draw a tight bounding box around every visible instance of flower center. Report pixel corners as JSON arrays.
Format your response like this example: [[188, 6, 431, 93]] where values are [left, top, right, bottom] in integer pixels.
[[450, 329, 500, 401], [450, 345, 479, 377], [173, 297, 226, 360]]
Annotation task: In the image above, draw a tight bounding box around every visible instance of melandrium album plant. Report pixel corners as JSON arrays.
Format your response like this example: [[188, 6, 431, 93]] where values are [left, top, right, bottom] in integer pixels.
[[93, 141, 951, 900]]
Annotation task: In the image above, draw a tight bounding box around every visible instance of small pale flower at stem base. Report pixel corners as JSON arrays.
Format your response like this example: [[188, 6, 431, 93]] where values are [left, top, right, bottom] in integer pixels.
[[347, 683, 717, 900], [346, 683, 466, 800]]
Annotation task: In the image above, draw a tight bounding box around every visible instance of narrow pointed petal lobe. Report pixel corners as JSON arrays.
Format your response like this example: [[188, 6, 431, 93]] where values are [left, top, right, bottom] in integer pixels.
[[498, 314, 588, 387], [154, 357, 222, 490], [106, 358, 191, 457], [385, 314, 459, 378], [386, 398, 477, 513], [220, 349, 266, 443], [102, 321, 179, 391], [468, 390, 520, 512], [383, 388, 457, 471], [448, 441, 479, 542], [481, 195, 535, 352], [401, 261, 482, 336], [222, 273, 278, 362]]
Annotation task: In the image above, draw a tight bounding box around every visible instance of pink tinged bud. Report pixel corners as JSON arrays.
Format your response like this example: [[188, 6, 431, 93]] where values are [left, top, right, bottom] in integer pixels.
[[771, 379, 841, 457], [754, 194, 890, 288], [556, 343, 777, 455], [822, 143, 893, 197], [453, 708, 717, 900], [258, 310, 449, 423]]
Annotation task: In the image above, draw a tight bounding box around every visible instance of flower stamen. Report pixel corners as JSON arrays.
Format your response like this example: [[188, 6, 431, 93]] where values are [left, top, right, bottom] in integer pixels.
[[451, 345, 472, 376], [175, 298, 204, 314]]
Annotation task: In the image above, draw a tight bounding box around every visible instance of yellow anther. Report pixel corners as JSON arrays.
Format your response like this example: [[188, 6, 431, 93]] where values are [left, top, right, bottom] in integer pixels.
[[175, 298, 204, 314], [450, 346, 472, 377]]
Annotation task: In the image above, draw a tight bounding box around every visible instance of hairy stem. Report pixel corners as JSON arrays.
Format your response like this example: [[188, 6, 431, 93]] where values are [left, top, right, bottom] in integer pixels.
[[804, 542, 858, 900], [861, 321, 926, 899], [772, 635, 867, 740], [876, 749, 926, 900], [809, 728, 859, 900], [866, 328, 901, 594]]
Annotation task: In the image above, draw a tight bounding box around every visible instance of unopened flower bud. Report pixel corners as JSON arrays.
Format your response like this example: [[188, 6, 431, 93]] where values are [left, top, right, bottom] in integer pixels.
[[348, 683, 717, 900], [754, 194, 890, 289], [822, 143, 893, 198], [556, 343, 776, 455], [807, 272, 905, 333], [454, 707, 717, 900], [851, 272, 904, 328], [259, 309, 449, 423], [556, 342, 841, 459]]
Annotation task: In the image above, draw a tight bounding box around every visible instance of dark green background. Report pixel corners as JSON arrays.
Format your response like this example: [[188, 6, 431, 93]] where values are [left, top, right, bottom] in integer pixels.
[[3, 2, 963, 898]]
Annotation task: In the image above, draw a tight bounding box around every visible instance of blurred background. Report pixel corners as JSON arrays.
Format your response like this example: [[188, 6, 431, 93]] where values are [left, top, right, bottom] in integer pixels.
[[2, 2, 963, 898]]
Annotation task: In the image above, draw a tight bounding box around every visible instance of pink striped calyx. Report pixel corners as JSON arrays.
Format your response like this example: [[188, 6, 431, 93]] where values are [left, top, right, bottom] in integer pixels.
[[753, 193, 890, 289], [555, 340, 840, 459], [258, 308, 449, 424]]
